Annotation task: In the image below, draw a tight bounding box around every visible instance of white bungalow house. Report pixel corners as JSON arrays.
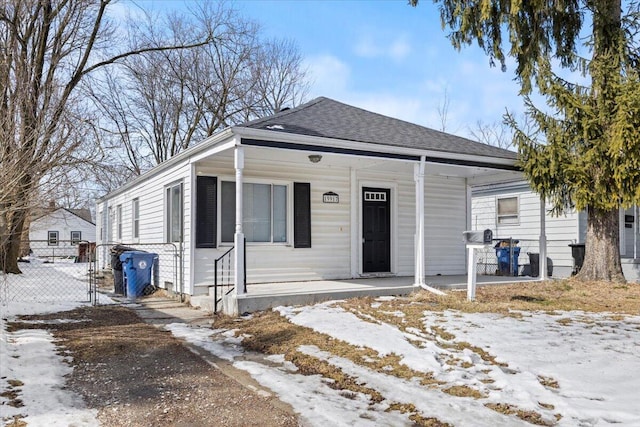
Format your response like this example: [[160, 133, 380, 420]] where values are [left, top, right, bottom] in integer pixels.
[[472, 180, 640, 281], [29, 207, 96, 259], [96, 97, 524, 314]]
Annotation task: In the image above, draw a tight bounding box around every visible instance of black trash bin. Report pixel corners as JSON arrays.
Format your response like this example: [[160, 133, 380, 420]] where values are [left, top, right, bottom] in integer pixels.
[[110, 245, 138, 294], [569, 243, 585, 275], [527, 253, 553, 277]]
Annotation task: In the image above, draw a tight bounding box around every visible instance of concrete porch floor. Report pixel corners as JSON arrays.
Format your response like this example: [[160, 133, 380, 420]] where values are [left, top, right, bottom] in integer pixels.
[[194, 274, 539, 315]]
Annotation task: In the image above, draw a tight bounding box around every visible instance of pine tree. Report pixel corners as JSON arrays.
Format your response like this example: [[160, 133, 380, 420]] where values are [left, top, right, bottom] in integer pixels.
[[411, 0, 640, 282]]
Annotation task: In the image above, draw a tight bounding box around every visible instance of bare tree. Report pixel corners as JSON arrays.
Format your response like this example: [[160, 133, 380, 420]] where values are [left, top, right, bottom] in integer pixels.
[[0, 0, 213, 274], [92, 2, 310, 175], [469, 119, 514, 150]]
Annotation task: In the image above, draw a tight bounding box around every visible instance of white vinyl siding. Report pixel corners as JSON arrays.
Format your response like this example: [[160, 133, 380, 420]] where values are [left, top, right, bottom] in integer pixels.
[[96, 160, 192, 293], [29, 208, 96, 258]]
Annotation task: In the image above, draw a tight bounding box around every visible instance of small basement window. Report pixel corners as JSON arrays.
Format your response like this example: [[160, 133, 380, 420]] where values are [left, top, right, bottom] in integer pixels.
[[497, 196, 519, 225]]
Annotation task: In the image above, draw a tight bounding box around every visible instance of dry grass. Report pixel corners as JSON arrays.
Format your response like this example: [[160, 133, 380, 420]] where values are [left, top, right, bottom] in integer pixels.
[[210, 279, 638, 426], [406, 279, 640, 314], [387, 403, 454, 427], [442, 385, 486, 399], [485, 402, 556, 426]]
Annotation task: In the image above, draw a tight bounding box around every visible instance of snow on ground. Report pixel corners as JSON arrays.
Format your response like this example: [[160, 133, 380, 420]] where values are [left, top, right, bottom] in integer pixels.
[[170, 300, 640, 427], [1, 260, 113, 426], [3, 264, 640, 427]]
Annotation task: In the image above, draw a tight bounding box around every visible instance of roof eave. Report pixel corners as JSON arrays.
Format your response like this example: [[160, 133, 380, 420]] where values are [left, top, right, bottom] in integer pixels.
[[233, 127, 518, 169]]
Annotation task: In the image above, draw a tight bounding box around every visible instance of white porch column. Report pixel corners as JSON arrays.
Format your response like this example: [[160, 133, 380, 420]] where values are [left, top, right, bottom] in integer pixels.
[[234, 146, 246, 294], [350, 168, 359, 278], [635, 205, 639, 259], [414, 157, 426, 286], [539, 195, 548, 280]]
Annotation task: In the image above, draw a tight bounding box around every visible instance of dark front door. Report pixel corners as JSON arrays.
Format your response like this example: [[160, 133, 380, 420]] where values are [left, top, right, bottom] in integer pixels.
[[362, 187, 391, 273]]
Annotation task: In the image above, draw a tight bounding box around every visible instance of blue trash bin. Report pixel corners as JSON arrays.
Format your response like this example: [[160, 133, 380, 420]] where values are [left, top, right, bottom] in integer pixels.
[[120, 251, 157, 298], [495, 246, 521, 276]]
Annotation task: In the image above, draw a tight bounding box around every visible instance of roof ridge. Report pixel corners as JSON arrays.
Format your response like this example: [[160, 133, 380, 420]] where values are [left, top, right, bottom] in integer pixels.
[[240, 97, 327, 127]]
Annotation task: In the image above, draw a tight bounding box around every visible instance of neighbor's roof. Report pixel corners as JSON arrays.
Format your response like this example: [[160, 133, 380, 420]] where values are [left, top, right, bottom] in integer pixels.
[[239, 97, 517, 160], [32, 207, 94, 225]]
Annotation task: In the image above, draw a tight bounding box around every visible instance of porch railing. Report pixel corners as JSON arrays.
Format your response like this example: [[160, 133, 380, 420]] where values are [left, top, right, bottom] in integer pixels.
[[212, 238, 246, 314]]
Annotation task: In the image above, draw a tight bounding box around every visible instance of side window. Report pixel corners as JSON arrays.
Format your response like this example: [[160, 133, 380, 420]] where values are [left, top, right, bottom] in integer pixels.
[[497, 197, 519, 225], [132, 198, 140, 240], [166, 182, 183, 243], [48, 231, 59, 246], [116, 205, 123, 240], [70, 231, 81, 245]]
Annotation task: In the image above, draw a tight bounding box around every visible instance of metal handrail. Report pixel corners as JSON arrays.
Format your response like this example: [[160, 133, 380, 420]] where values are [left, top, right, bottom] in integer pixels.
[[213, 246, 234, 313]]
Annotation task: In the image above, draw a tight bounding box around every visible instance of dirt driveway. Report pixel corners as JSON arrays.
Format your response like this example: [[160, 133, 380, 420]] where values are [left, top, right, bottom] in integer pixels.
[[8, 304, 299, 427]]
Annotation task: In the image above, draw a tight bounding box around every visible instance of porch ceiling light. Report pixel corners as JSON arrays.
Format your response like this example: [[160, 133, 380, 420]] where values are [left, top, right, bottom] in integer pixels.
[[308, 154, 322, 163]]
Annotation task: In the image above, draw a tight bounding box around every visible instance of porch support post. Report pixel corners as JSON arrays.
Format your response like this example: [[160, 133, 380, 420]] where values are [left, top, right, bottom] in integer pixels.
[[234, 146, 246, 294], [414, 156, 425, 286], [350, 168, 358, 278], [635, 205, 639, 259], [539, 195, 548, 280]]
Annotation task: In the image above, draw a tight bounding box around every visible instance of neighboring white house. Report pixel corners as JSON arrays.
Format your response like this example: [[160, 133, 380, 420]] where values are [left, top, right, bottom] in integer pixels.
[[29, 207, 96, 259], [96, 97, 522, 313], [472, 180, 640, 280]]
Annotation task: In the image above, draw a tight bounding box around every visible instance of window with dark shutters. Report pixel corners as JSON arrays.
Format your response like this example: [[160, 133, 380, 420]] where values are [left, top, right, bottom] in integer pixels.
[[196, 176, 217, 248], [293, 182, 311, 248]]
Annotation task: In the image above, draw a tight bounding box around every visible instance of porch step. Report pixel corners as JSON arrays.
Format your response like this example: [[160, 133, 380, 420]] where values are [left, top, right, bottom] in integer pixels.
[[224, 284, 416, 316]]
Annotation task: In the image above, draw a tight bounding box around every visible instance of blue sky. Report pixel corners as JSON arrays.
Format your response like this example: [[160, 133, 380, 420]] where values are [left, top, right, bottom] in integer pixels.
[[232, 0, 525, 138], [129, 0, 529, 139]]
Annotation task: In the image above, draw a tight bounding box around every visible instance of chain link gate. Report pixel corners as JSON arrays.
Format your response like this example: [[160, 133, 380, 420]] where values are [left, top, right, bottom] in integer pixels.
[[0, 240, 94, 304]]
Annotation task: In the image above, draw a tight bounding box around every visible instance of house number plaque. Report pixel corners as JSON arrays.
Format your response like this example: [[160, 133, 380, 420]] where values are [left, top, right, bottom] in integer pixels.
[[323, 192, 339, 203]]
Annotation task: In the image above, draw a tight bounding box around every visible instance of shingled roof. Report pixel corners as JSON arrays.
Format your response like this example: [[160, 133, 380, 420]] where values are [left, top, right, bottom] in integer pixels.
[[240, 97, 517, 160]]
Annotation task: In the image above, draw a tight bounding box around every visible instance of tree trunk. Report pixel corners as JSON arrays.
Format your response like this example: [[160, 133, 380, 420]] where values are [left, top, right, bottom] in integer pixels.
[[575, 207, 625, 283]]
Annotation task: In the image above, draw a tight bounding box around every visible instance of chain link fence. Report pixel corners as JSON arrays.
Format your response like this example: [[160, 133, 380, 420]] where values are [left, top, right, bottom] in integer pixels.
[[0, 240, 93, 304], [89, 242, 182, 304], [475, 238, 574, 277], [1, 240, 183, 306]]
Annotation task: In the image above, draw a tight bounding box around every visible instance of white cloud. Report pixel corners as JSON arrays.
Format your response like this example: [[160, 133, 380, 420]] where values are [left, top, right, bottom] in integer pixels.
[[353, 33, 412, 61], [304, 54, 351, 99]]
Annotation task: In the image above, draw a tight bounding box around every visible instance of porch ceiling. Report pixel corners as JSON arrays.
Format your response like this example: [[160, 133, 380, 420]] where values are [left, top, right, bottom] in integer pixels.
[[204, 145, 523, 181]]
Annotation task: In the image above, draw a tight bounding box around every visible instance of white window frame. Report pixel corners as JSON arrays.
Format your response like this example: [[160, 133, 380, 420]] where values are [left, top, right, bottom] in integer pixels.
[[165, 182, 183, 243], [132, 198, 140, 240], [116, 204, 123, 241], [70, 231, 81, 245], [497, 196, 519, 225], [220, 179, 289, 245], [48, 231, 59, 246]]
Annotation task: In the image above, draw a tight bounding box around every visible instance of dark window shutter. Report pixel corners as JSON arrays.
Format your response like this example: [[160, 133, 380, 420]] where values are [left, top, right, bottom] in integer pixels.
[[293, 182, 311, 248], [196, 176, 217, 248]]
